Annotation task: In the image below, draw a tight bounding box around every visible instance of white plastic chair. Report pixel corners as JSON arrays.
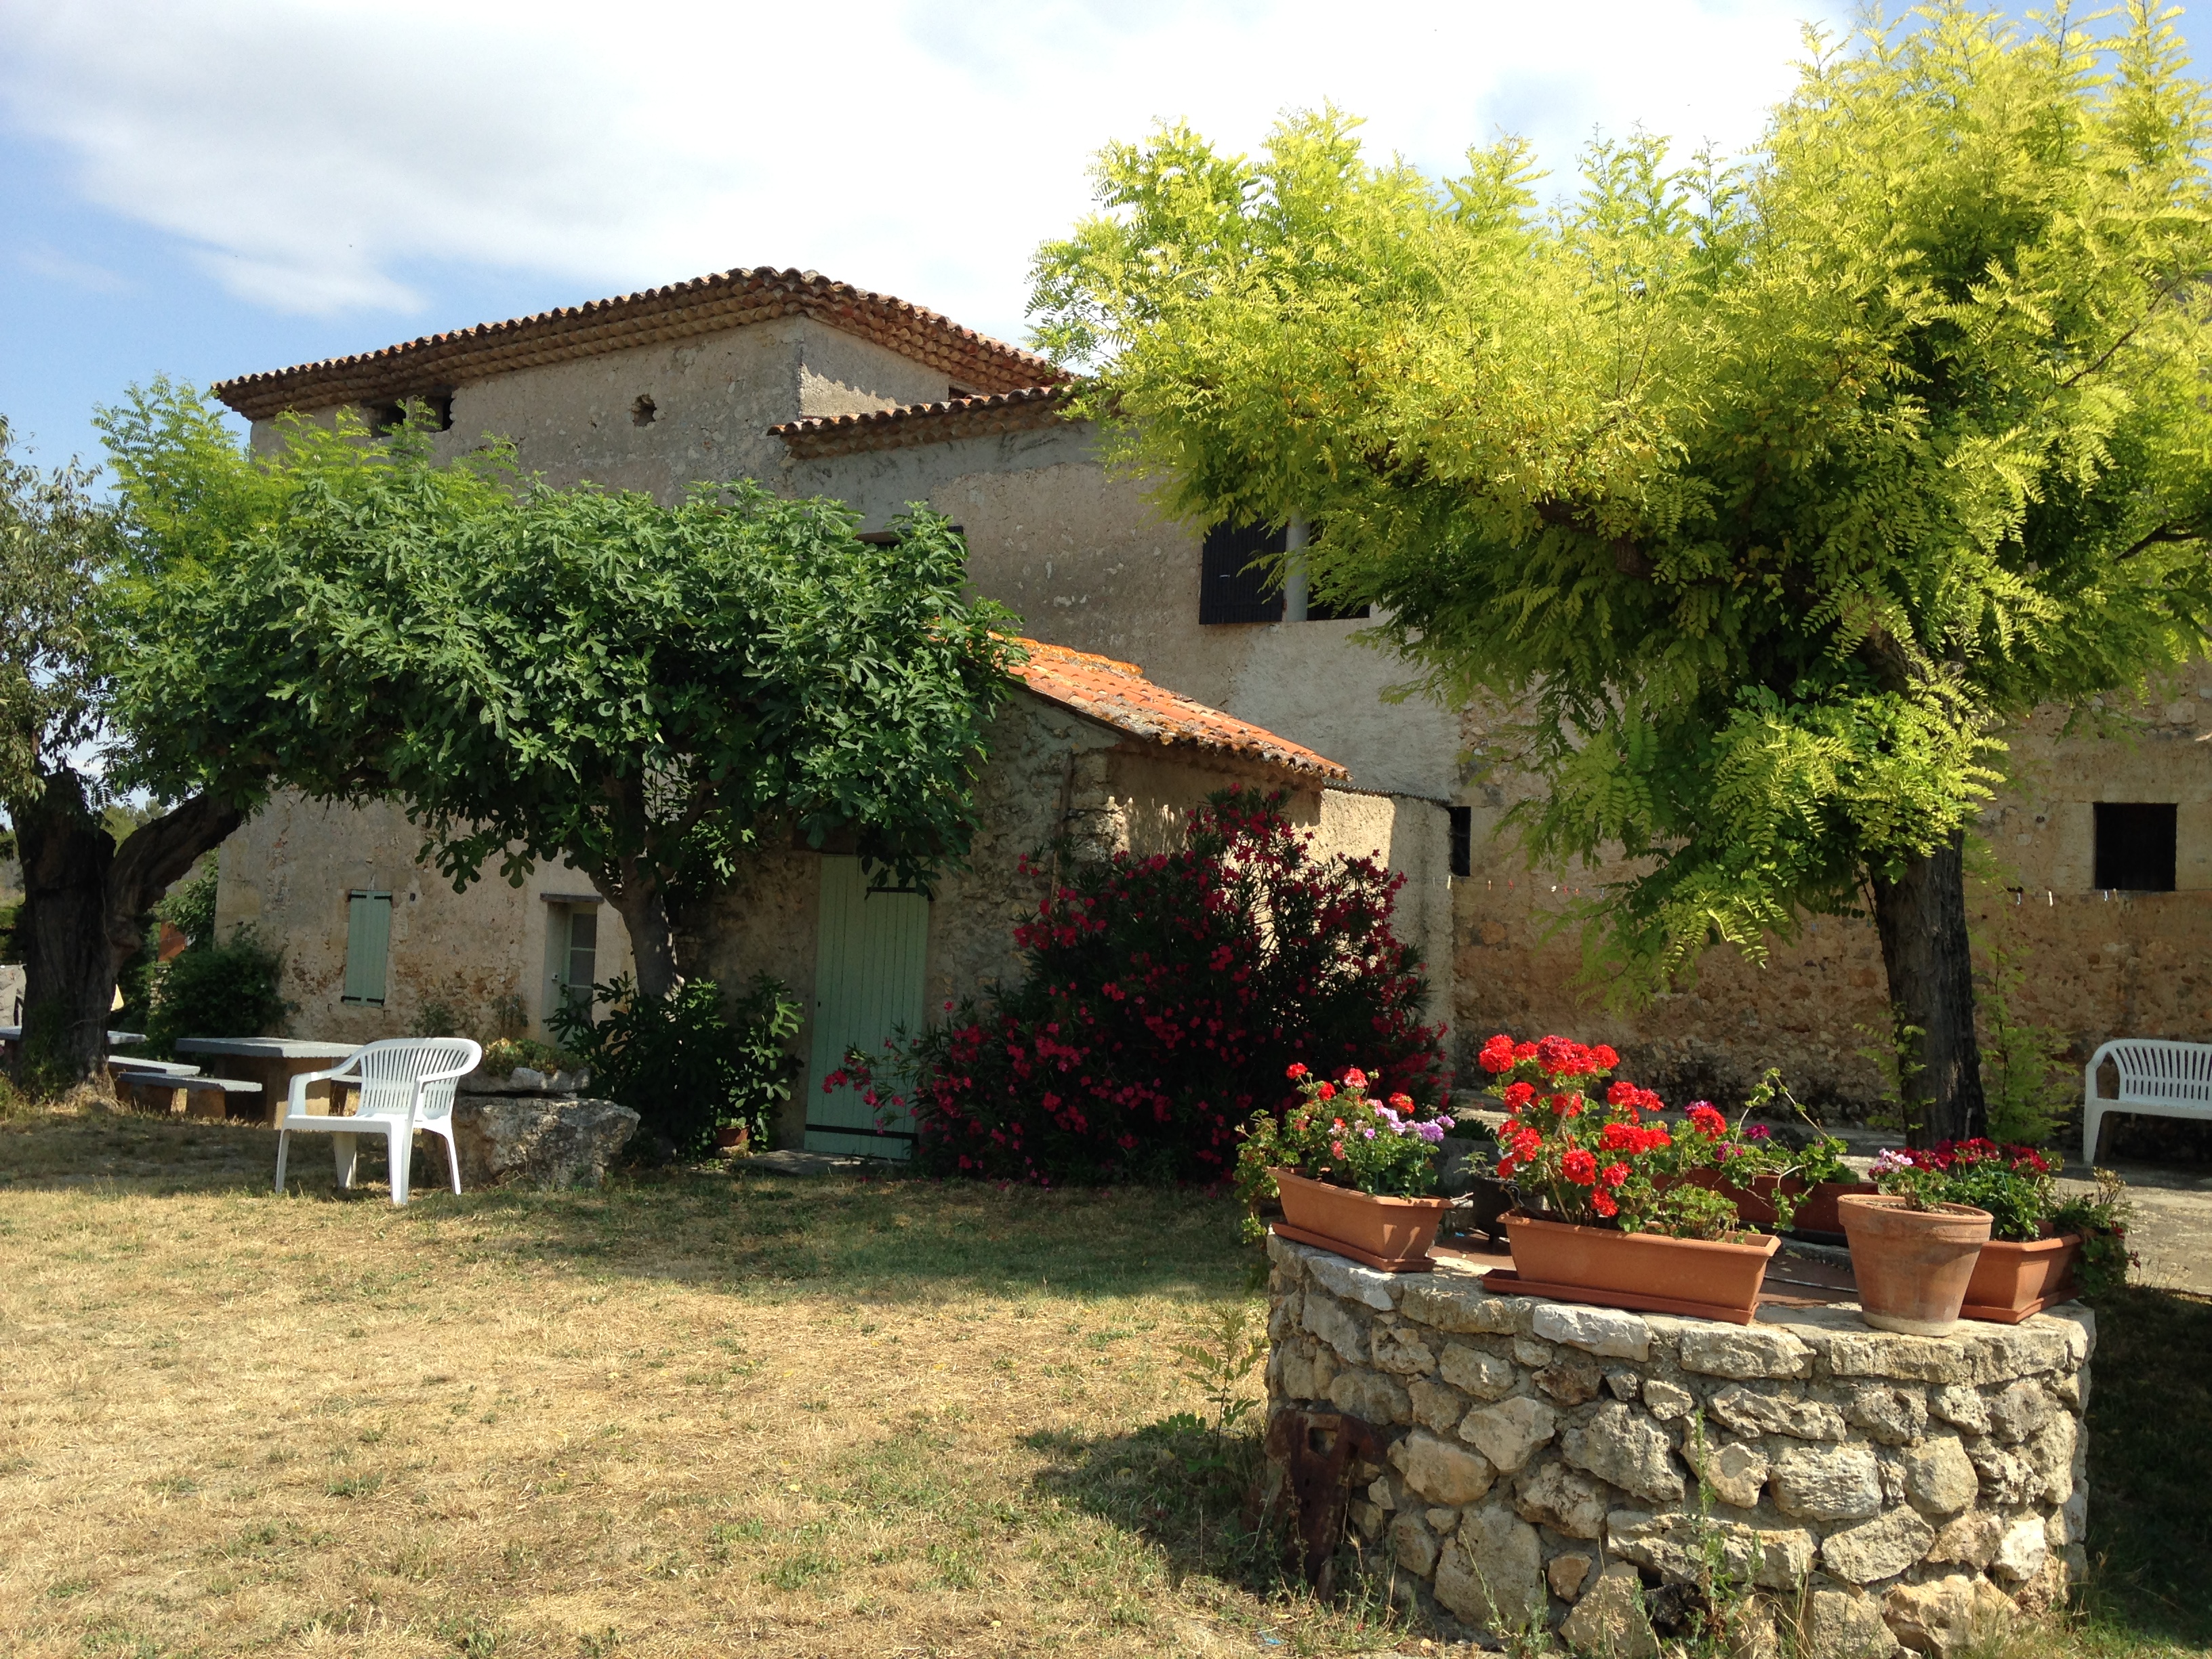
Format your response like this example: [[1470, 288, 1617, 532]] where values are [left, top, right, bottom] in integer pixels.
[[2083, 1038, 2212, 1164], [274, 1038, 483, 1206]]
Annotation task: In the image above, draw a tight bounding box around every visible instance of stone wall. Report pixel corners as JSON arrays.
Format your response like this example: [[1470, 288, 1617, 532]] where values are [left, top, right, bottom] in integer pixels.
[[1266, 1237, 2091, 1656]]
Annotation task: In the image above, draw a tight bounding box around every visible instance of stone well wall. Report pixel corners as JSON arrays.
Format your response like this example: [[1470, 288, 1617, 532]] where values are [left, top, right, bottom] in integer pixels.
[[1265, 1237, 2092, 1656]]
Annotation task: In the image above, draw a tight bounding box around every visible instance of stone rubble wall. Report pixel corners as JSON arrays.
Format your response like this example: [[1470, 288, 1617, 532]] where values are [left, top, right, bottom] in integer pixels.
[[1265, 1237, 2091, 1658]]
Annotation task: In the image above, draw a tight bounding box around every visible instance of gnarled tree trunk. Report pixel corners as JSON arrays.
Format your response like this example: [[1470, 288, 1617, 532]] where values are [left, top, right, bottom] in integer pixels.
[[10, 771, 243, 1089], [1868, 830, 1987, 1145]]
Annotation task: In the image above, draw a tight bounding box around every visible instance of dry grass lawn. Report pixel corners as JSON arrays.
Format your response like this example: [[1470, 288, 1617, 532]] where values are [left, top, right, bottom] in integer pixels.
[[0, 1100, 1398, 1659], [4, 1099, 2208, 1659]]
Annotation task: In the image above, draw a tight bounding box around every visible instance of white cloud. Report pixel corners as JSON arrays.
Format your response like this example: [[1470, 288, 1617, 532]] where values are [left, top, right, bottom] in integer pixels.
[[0, 0, 1843, 346]]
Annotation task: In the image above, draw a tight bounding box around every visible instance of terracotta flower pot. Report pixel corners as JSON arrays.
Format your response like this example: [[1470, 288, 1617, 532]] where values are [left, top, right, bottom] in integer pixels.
[[1838, 1195, 1992, 1336], [1792, 1180, 1879, 1237], [1962, 1229, 2084, 1323], [715, 1125, 749, 1153], [1498, 1212, 1781, 1324], [1271, 1168, 1451, 1272]]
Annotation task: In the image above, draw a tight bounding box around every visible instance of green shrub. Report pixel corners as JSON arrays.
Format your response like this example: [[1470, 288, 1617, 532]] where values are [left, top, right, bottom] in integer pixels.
[[146, 927, 290, 1056], [551, 972, 800, 1158]]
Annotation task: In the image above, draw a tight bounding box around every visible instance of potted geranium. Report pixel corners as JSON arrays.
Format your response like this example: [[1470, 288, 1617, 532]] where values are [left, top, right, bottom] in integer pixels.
[[1235, 1064, 1452, 1269], [1839, 1153, 1994, 1336], [1477, 1033, 1782, 1324]]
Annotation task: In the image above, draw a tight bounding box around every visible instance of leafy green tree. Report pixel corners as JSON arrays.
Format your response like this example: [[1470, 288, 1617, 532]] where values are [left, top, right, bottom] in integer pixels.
[[0, 411, 251, 1087], [107, 384, 1023, 1001], [1029, 3, 2212, 1139]]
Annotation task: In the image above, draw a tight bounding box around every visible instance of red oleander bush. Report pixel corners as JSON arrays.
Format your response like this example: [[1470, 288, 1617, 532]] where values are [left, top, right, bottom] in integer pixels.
[[836, 788, 1447, 1183]]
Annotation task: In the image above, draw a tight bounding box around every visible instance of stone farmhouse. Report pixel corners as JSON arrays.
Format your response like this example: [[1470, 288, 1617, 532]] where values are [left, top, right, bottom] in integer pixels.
[[210, 265, 2210, 1138]]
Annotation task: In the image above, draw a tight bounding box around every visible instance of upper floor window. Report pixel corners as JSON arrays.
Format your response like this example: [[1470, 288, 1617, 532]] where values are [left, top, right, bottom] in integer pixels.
[[1199, 523, 1286, 625], [2093, 802, 2177, 891], [365, 392, 453, 434], [1449, 806, 1473, 878]]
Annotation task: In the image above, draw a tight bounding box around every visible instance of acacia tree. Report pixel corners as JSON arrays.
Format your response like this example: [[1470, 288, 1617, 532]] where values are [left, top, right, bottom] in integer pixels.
[[108, 385, 1021, 1000], [1029, 3, 2212, 1139]]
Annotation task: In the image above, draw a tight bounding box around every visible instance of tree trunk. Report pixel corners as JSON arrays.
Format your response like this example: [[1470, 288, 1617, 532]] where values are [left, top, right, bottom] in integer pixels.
[[10, 771, 243, 1090], [601, 868, 682, 1000], [1868, 830, 1988, 1144]]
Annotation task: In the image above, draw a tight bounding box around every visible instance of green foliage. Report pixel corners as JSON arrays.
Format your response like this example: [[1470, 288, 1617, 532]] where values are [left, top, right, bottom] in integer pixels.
[[1031, 5, 2212, 999], [146, 928, 290, 1057], [478, 1036, 573, 1078], [552, 972, 801, 1158], [157, 863, 218, 949], [1975, 922, 2070, 1147], [1166, 1301, 1269, 1435], [101, 384, 1026, 938], [2055, 1168, 2139, 1298]]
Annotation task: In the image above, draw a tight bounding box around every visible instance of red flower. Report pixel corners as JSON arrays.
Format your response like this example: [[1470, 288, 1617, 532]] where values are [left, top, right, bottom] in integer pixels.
[[1601, 1161, 1629, 1189], [1478, 1034, 1518, 1074], [1592, 1189, 1619, 1218], [1562, 1149, 1598, 1186], [1687, 1103, 1727, 1140], [1316, 1082, 1336, 1101], [1592, 1044, 1620, 1070], [1330, 1141, 1346, 1159], [1343, 1067, 1369, 1088], [1286, 1062, 1309, 1080], [1389, 1092, 1413, 1111], [1502, 1080, 1535, 1110]]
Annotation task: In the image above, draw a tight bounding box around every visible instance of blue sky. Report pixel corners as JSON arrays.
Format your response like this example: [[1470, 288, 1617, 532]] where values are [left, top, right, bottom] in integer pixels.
[[1, 1, 2195, 476]]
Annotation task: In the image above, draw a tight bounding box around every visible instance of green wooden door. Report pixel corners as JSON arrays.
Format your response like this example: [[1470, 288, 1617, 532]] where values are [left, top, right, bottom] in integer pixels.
[[805, 857, 930, 1158]]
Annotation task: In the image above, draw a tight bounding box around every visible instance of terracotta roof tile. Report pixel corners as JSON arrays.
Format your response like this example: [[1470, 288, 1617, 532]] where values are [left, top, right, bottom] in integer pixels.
[[1010, 638, 1349, 781], [213, 266, 1066, 422], [773, 384, 1071, 459]]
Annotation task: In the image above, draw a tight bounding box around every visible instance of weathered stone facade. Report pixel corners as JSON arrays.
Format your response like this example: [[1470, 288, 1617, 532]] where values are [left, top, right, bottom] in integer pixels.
[[1267, 1237, 2090, 1655]]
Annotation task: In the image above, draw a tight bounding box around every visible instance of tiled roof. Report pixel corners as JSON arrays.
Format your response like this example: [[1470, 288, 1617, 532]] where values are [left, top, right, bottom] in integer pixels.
[[773, 385, 1073, 459], [213, 266, 1067, 422], [1010, 638, 1349, 781]]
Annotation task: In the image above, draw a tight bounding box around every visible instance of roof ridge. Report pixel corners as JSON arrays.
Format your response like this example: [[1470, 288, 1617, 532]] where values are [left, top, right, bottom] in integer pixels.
[[1010, 635, 1143, 677], [213, 266, 1067, 422]]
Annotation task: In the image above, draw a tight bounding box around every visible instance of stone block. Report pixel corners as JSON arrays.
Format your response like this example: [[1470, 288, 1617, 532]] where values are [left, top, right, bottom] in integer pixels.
[[1389, 1511, 1439, 1577], [1985, 1378, 2055, 1445], [1641, 1378, 1696, 1422], [1401, 1279, 1521, 1334], [1328, 1368, 1411, 1426], [1925, 1511, 2003, 1570], [1409, 1377, 1466, 1434], [1824, 1334, 1972, 1386], [1966, 1443, 2037, 1507], [451, 1095, 638, 1190], [1399, 1430, 1496, 1505], [1559, 1562, 1659, 1658], [1304, 1250, 1401, 1311], [1902, 1435, 1978, 1517], [1512, 1456, 1609, 1538], [1710, 1383, 1846, 1441], [1277, 1340, 1325, 1403], [1926, 1385, 1989, 1434], [1303, 1294, 1367, 1364], [1561, 1401, 1685, 1503], [1605, 1368, 1641, 1401], [1531, 1303, 1652, 1360], [1991, 1516, 2049, 1584], [1883, 1574, 2014, 1657], [1267, 1290, 1301, 1341], [1439, 1343, 1517, 1401], [1548, 1552, 1593, 1600], [1771, 1443, 1883, 1522], [1458, 1396, 1557, 1473], [1677, 1324, 1811, 1380], [1349, 1498, 1384, 1538], [1804, 1588, 1901, 1659], [1434, 1502, 1544, 1631], [1514, 1334, 1557, 1368], [1820, 1507, 1936, 1584], [1536, 1349, 1605, 1405], [1843, 1385, 1929, 1446], [1606, 1509, 1814, 1591], [1688, 1438, 1769, 1510], [1372, 1326, 1438, 1376]]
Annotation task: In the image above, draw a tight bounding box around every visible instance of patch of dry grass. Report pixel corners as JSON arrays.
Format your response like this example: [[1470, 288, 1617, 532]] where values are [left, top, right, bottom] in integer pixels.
[[0, 1102, 1411, 1658]]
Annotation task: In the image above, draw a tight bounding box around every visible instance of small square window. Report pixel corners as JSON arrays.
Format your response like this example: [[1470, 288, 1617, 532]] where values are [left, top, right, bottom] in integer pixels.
[[1449, 806, 1473, 878], [1199, 523, 1286, 625], [2093, 802, 2176, 891]]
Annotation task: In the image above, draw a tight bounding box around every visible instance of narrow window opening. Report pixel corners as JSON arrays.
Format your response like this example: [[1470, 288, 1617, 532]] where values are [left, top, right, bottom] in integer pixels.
[[2093, 803, 2177, 890], [1449, 806, 1473, 878], [365, 394, 453, 434], [631, 394, 657, 426], [342, 890, 392, 1005], [1199, 523, 1287, 625]]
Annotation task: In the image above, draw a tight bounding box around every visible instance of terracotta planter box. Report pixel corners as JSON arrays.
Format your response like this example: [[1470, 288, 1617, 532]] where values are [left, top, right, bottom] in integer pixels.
[[1793, 1180, 1879, 1237], [1677, 1168, 1806, 1228], [1838, 1195, 1992, 1336], [1495, 1212, 1782, 1324], [1961, 1230, 2083, 1324], [1270, 1168, 1451, 1273]]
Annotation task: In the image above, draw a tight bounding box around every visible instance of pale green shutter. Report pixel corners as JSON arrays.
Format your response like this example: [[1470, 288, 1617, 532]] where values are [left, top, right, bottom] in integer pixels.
[[805, 857, 929, 1158], [342, 892, 392, 1004]]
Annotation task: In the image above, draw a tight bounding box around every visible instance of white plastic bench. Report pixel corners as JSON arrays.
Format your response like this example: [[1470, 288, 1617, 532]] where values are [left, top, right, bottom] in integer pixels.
[[2084, 1039, 2212, 1163]]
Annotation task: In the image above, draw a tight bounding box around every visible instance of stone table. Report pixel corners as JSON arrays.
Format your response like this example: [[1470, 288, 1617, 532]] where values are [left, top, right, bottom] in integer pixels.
[[1265, 1235, 2090, 1658], [172, 1038, 361, 1124]]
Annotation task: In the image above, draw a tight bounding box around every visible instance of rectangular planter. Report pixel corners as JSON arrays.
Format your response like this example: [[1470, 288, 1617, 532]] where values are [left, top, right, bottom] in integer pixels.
[[1792, 1180, 1879, 1238], [1498, 1212, 1782, 1324], [1961, 1231, 2083, 1324], [1271, 1168, 1451, 1273]]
